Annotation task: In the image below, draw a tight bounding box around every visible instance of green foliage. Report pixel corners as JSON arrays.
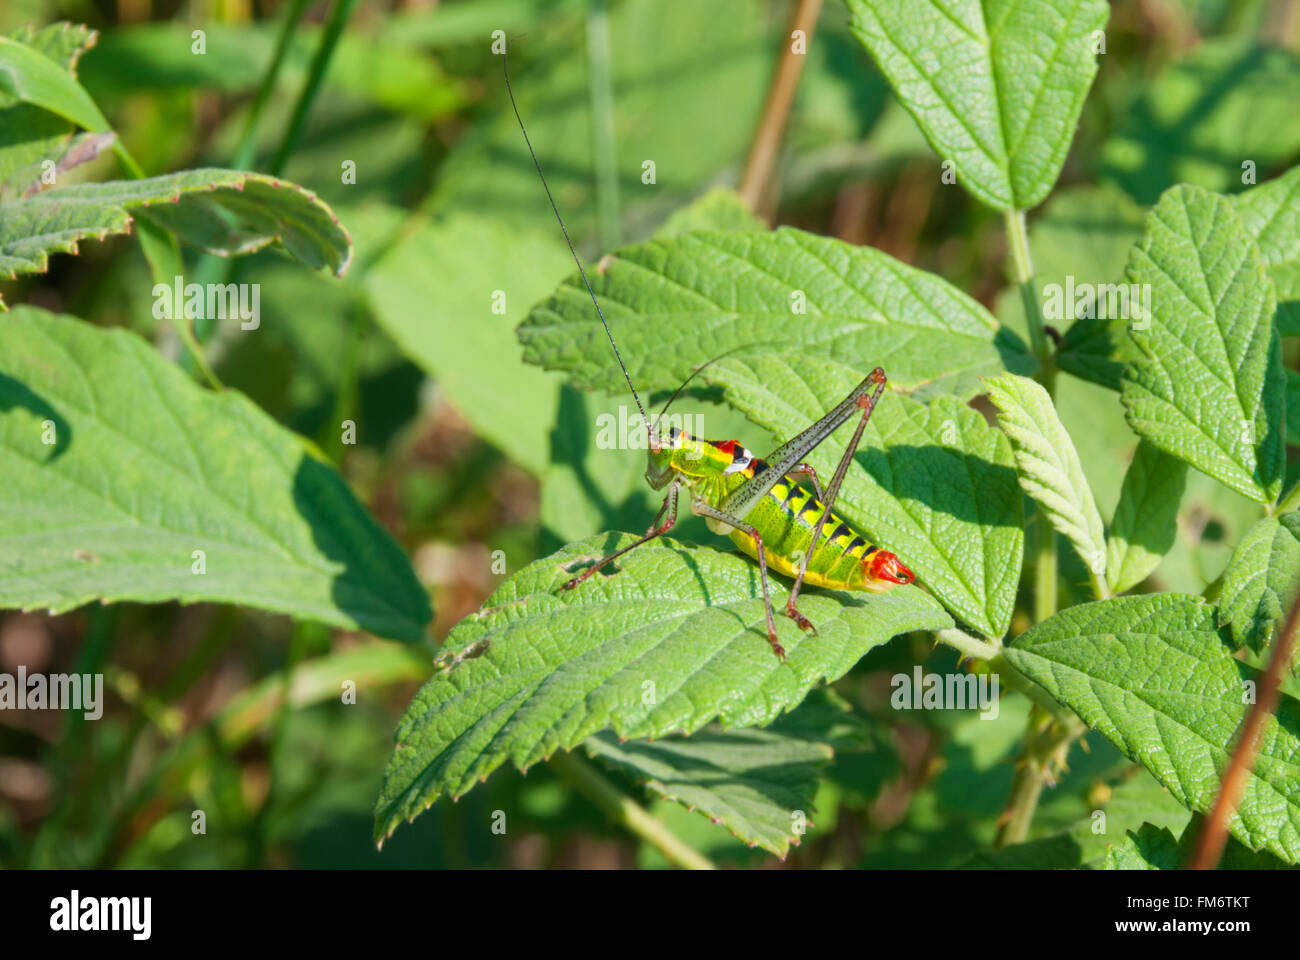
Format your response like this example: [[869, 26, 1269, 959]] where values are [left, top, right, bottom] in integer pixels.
[[1003, 595, 1300, 862], [1121, 185, 1285, 504], [1106, 821, 1294, 870], [1219, 512, 1300, 660], [518, 226, 1033, 398], [986, 372, 1108, 584], [1105, 441, 1187, 594], [374, 534, 949, 842], [845, 0, 1108, 210], [0, 307, 430, 639], [0, 168, 352, 288], [5, 1, 1300, 873]]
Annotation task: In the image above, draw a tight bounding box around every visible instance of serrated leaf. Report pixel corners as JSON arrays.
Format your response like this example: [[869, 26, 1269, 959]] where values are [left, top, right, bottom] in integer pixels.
[[708, 353, 1023, 639], [1106, 440, 1188, 593], [0, 168, 352, 291], [1120, 185, 1284, 504], [1218, 512, 1300, 658], [589, 686, 881, 857], [584, 726, 830, 859], [0, 307, 430, 641], [845, 0, 1107, 211], [1106, 821, 1294, 870], [1232, 165, 1300, 337], [518, 226, 1033, 400], [363, 212, 572, 476], [0, 32, 112, 141], [374, 533, 950, 841], [1003, 594, 1300, 863], [985, 372, 1108, 584]]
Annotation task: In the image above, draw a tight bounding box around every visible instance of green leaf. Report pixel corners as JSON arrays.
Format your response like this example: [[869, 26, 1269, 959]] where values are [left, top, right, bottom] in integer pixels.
[[584, 725, 830, 859], [1218, 512, 1300, 658], [1120, 185, 1284, 504], [845, 0, 1108, 210], [363, 212, 573, 476], [985, 372, 1108, 584], [0, 168, 352, 292], [1101, 40, 1300, 205], [588, 688, 884, 858], [374, 533, 950, 842], [1290, 370, 1300, 447], [1232, 165, 1300, 337], [0, 22, 105, 199], [1105, 440, 1188, 593], [709, 353, 1023, 639], [518, 226, 1033, 399], [0, 32, 113, 141], [1002, 594, 1300, 863], [0, 307, 430, 641], [655, 188, 765, 238], [1106, 821, 1295, 870]]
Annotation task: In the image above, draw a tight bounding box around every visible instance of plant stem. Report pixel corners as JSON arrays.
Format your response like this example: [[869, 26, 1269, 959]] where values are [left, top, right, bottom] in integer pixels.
[[995, 706, 1085, 848], [738, 0, 823, 218], [232, 0, 312, 171], [269, 0, 360, 177], [1188, 584, 1300, 868], [998, 206, 1078, 845], [936, 627, 999, 661], [1274, 480, 1300, 515], [550, 751, 715, 870], [586, 0, 621, 253]]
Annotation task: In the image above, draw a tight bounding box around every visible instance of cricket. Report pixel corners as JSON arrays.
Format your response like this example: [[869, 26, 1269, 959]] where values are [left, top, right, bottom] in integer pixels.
[[505, 56, 915, 661]]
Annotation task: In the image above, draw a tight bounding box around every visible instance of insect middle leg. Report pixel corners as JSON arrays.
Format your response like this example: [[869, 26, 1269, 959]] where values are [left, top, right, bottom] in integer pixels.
[[690, 500, 785, 660], [562, 481, 679, 589]]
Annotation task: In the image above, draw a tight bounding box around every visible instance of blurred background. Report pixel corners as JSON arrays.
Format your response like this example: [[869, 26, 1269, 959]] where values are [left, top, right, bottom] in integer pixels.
[[1, 0, 1298, 868]]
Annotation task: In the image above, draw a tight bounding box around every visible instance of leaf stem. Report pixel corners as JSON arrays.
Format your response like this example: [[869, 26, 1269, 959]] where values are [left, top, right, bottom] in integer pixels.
[[550, 751, 715, 870], [232, 0, 312, 171], [936, 627, 999, 661], [738, 0, 823, 219], [268, 0, 360, 177], [995, 706, 1085, 848], [1187, 582, 1300, 868], [1274, 480, 1300, 516], [586, 0, 621, 252], [1000, 205, 1068, 843]]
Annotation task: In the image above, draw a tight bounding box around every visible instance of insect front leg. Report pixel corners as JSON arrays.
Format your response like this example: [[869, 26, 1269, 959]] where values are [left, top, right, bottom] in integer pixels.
[[562, 481, 680, 590], [690, 500, 785, 661]]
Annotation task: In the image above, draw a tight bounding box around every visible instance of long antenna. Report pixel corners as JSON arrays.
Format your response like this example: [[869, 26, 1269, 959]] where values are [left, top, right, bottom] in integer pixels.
[[503, 49, 652, 436]]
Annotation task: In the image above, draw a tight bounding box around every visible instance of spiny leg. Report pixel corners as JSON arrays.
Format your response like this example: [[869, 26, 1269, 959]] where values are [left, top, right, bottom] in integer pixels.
[[563, 482, 679, 590], [788, 368, 888, 631], [691, 501, 785, 660]]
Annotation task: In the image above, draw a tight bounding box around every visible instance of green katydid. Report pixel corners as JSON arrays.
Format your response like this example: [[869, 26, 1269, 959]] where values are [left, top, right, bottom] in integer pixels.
[[505, 55, 915, 660]]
